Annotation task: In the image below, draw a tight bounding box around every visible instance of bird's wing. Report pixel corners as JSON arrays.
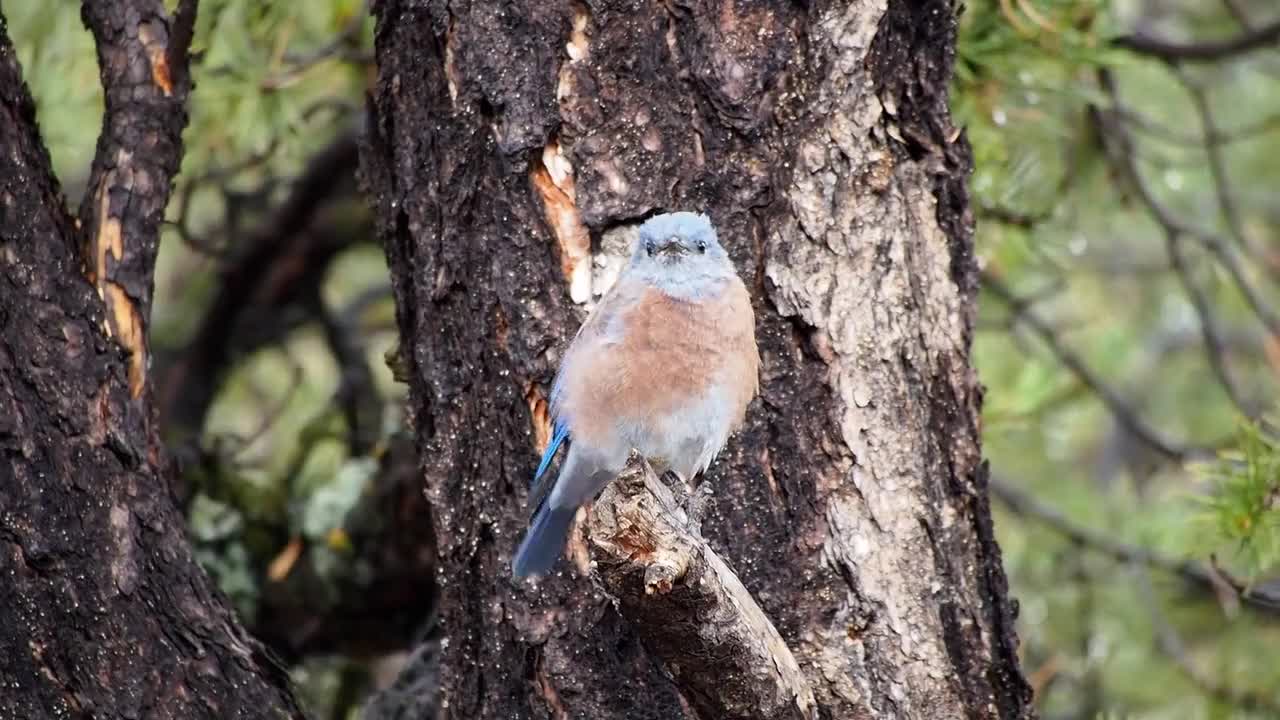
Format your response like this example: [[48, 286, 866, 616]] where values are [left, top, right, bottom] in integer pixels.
[[533, 420, 569, 485], [529, 278, 639, 518], [548, 278, 636, 415], [527, 419, 568, 518]]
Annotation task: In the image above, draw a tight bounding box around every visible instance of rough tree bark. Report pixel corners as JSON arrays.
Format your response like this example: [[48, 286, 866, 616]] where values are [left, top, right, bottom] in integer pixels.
[[362, 0, 1032, 718], [0, 3, 304, 717]]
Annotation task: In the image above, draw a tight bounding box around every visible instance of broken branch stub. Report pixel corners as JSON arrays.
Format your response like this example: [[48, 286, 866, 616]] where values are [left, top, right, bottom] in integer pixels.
[[587, 453, 818, 720]]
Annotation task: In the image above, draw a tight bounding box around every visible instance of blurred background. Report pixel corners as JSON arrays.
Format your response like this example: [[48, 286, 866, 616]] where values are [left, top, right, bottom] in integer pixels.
[[11, 0, 1279, 717]]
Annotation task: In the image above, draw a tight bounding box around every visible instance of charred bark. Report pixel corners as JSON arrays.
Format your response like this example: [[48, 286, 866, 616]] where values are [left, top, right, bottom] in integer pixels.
[[362, 0, 1032, 718], [0, 4, 304, 717]]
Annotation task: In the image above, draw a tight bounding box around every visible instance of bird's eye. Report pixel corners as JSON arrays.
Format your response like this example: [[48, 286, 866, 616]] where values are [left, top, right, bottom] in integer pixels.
[[645, 241, 655, 257], [696, 241, 707, 254]]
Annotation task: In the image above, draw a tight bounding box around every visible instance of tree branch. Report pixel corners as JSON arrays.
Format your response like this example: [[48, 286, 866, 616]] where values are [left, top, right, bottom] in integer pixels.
[[1175, 69, 1251, 253], [586, 454, 818, 720], [1163, 230, 1252, 415], [982, 272, 1211, 463], [1115, 18, 1280, 62], [157, 130, 364, 440], [1222, 0, 1256, 30], [1093, 79, 1280, 341], [1137, 570, 1280, 713], [989, 476, 1280, 616], [1089, 70, 1277, 421], [316, 285, 388, 456], [77, 0, 197, 401]]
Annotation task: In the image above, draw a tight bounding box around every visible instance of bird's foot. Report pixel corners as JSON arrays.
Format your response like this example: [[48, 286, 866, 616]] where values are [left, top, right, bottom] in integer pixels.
[[654, 470, 710, 530], [682, 482, 714, 529], [658, 469, 687, 492]]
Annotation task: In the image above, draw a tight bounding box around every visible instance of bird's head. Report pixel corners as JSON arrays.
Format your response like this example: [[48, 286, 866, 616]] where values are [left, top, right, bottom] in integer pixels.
[[629, 212, 733, 292]]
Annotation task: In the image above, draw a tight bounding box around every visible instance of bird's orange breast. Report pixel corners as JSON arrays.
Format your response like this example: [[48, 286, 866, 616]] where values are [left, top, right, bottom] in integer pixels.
[[563, 280, 759, 439]]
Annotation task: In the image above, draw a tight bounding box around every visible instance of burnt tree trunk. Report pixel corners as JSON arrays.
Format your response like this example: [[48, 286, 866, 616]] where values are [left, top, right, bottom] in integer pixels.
[[362, 0, 1032, 718], [0, 3, 304, 717]]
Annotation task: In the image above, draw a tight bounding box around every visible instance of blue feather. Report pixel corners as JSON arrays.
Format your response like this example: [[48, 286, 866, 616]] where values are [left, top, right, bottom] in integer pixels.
[[533, 421, 569, 485], [513, 503, 576, 577]]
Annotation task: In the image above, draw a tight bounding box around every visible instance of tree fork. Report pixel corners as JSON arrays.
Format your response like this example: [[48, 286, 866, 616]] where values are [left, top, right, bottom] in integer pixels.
[[0, 3, 306, 717]]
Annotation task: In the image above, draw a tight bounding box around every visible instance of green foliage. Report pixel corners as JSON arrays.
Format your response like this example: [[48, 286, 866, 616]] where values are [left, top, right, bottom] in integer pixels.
[[963, 0, 1280, 717], [186, 0, 370, 170], [190, 493, 260, 622], [1195, 418, 1280, 579], [8, 3, 102, 184], [956, 0, 1122, 221], [301, 457, 377, 541]]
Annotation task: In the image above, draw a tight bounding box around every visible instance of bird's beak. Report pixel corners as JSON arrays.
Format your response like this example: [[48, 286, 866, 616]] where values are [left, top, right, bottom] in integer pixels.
[[657, 239, 686, 257]]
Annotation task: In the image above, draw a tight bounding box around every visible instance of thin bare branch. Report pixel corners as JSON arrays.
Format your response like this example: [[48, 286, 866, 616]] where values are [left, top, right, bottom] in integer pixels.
[[1112, 106, 1280, 147], [1087, 72, 1278, 422], [990, 476, 1280, 616], [1222, 0, 1255, 29], [1164, 232, 1253, 415], [1115, 17, 1280, 62], [157, 130, 363, 439], [168, 137, 282, 258], [982, 273, 1210, 463], [317, 287, 388, 455], [1136, 570, 1280, 713], [1175, 68, 1253, 256], [1095, 70, 1280, 349]]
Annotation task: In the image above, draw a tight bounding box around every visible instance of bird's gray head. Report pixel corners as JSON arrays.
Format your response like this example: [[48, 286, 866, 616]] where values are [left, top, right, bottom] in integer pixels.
[[626, 212, 735, 299]]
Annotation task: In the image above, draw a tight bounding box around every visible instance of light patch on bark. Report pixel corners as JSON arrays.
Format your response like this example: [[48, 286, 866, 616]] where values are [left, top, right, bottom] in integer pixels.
[[593, 157, 631, 198], [535, 657, 571, 720], [557, 4, 589, 116], [109, 503, 137, 596], [764, 1, 980, 715], [531, 141, 593, 302], [566, 1, 590, 62], [567, 506, 592, 576], [105, 284, 146, 398], [89, 165, 125, 302], [524, 381, 555, 455], [444, 19, 460, 105], [592, 223, 636, 302], [87, 155, 148, 397], [137, 18, 173, 96]]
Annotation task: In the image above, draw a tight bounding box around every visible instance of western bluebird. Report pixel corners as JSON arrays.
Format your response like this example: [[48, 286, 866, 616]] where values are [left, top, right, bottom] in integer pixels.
[[513, 211, 760, 578]]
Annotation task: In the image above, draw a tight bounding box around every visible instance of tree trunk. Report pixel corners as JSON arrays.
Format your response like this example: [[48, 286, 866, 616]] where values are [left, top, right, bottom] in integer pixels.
[[362, 0, 1032, 718], [0, 4, 303, 717]]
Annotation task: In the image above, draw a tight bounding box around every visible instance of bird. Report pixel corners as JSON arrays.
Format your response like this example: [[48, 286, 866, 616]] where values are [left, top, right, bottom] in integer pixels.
[[513, 211, 760, 578]]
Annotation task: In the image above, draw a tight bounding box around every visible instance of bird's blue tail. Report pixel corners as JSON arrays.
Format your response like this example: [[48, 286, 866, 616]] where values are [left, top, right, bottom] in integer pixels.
[[512, 505, 576, 578]]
